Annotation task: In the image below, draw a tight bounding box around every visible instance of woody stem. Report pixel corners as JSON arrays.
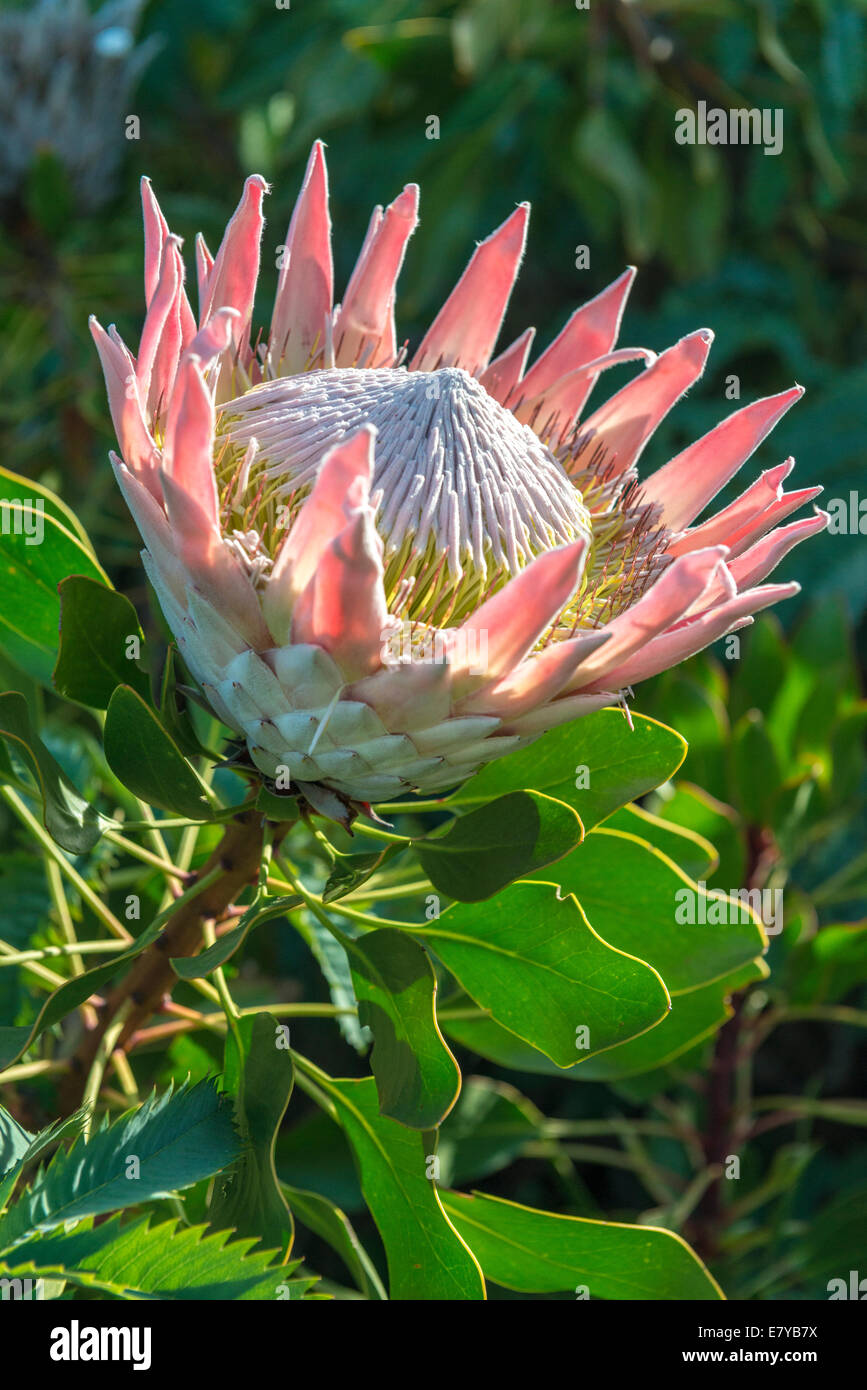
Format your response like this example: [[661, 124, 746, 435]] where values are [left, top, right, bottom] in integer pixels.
[[59, 810, 282, 1114]]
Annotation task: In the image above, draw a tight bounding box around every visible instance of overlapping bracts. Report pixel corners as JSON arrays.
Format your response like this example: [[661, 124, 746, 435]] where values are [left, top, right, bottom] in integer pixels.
[[91, 143, 827, 810]]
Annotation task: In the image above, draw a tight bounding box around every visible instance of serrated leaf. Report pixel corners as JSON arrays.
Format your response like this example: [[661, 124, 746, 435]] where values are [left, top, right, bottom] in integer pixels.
[[0, 1080, 239, 1252], [0, 1214, 315, 1300], [0, 1106, 88, 1212]]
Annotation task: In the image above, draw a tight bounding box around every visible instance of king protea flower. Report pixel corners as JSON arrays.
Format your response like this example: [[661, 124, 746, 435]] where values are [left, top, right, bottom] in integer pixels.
[[91, 143, 827, 816]]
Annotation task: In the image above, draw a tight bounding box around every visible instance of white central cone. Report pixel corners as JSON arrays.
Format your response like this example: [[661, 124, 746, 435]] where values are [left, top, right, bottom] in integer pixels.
[[223, 368, 591, 599]]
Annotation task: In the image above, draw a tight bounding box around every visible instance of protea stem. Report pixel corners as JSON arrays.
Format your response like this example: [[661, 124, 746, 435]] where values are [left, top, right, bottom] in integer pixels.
[[60, 810, 289, 1113]]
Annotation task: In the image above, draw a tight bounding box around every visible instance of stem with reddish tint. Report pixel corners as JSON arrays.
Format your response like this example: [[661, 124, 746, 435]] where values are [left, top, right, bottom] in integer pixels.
[[60, 810, 274, 1113]]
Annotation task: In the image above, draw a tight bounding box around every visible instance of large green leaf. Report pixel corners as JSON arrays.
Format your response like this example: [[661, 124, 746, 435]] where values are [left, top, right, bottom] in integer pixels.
[[0, 691, 103, 853], [0, 503, 107, 688], [0, 1215, 314, 1300], [210, 1013, 295, 1257], [571, 961, 766, 1081], [306, 1071, 485, 1300], [283, 1183, 386, 1300], [346, 928, 461, 1130], [0, 1080, 239, 1251], [531, 827, 766, 995], [445, 710, 686, 830], [104, 684, 215, 819], [411, 880, 669, 1066], [54, 575, 150, 708], [443, 961, 765, 1081], [417, 790, 582, 901], [441, 1191, 723, 1299]]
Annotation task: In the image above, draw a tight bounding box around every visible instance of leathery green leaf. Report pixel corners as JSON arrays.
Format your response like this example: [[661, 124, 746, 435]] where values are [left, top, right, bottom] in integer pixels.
[[441, 1191, 723, 1299]]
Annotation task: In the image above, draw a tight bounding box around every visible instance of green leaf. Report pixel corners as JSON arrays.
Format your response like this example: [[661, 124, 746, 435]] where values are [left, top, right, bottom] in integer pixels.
[[171, 894, 301, 979], [0, 504, 107, 688], [652, 779, 746, 886], [531, 827, 766, 995], [306, 1072, 485, 1300], [602, 802, 718, 881], [104, 684, 215, 819], [0, 1215, 313, 1300], [0, 908, 174, 1071], [254, 784, 300, 821], [0, 1080, 240, 1252], [292, 909, 368, 1053], [345, 928, 461, 1130], [210, 1013, 295, 1256], [729, 615, 789, 727], [0, 1105, 32, 1178], [730, 710, 782, 823], [0, 463, 93, 552], [0, 691, 103, 852], [0, 1106, 88, 1213], [572, 962, 766, 1082], [283, 1183, 386, 1300], [322, 845, 400, 904], [54, 576, 150, 708], [442, 962, 765, 1082], [787, 922, 867, 1005], [417, 790, 582, 901], [412, 880, 670, 1067], [445, 710, 686, 831], [441, 1191, 723, 1299], [643, 671, 729, 800], [436, 1077, 539, 1188], [804, 1186, 867, 1286]]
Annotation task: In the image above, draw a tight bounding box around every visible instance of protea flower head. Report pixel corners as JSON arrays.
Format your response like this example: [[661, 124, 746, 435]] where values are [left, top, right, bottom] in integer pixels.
[[91, 143, 828, 817]]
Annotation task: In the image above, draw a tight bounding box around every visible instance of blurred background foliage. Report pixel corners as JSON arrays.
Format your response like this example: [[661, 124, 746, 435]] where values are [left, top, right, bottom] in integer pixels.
[[0, 0, 865, 1299], [2, 0, 865, 614]]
